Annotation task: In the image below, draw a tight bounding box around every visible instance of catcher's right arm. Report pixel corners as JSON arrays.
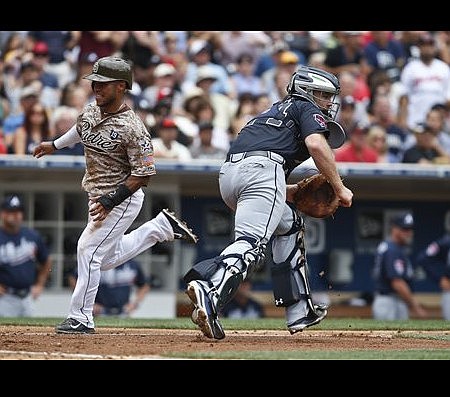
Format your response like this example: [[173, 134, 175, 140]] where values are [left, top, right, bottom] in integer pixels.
[[293, 173, 340, 218]]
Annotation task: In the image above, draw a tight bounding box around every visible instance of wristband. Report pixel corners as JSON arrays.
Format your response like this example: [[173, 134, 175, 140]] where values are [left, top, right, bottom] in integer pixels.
[[52, 141, 58, 150], [98, 184, 133, 211]]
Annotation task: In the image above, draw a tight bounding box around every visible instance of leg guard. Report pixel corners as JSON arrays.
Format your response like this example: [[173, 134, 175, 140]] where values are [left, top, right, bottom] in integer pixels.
[[270, 220, 317, 313], [183, 236, 266, 311]]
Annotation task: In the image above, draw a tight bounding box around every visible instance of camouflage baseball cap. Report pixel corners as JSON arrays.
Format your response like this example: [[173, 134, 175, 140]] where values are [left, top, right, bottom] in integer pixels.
[[83, 56, 132, 89]]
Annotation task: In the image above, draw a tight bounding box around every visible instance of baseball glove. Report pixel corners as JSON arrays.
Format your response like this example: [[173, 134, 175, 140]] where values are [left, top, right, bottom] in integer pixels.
[[294, 173, 339, 218]]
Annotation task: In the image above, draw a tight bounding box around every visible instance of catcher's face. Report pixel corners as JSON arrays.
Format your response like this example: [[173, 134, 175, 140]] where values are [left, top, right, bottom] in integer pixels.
[[312, 90, 339, 119]]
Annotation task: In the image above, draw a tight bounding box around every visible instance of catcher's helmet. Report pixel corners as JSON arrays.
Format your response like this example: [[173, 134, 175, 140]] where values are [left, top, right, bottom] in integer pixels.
[[83, 56, 132, 89], [287, 66, 340, 119]]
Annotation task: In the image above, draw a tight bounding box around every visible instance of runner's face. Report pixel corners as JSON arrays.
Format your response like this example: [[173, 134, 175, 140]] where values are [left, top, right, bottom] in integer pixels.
[[91, 81, 123, 109]]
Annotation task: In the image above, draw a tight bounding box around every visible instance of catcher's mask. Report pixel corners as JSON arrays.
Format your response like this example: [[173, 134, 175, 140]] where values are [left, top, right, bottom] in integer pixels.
[[83, 56, 132, 89], [287, 65, 340, 120]]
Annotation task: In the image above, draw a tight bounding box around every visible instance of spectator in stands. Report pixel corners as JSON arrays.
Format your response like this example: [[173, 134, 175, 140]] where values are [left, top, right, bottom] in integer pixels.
[[220, 279, 265, 319], [368, 94, 414, 163], [261, 50, 300, 100], [366, 124, 389, 163], [400, 32, 450, 129], [334, 125, 379, 163], [189, 121, 227, 160], [26, 31, 79, 89], [142, 62, 183, 112], [336, 95, 358, 135], [229, 93, 256, 143], [217, 31, 271, 73], [182, 38, 232, 97], [335, 71, 369, 127], [229, 53, 266, 99], [2, 84, 41, 153], [60, 82, 90, 112], [159, 31, 189, 80], [402, 123, 450, 165], [371, 213, 427, 320], [152, 117, 192, 160], [254, 39, 289, 78], [363, 31, 406, 84], [12, 101, 51, 155], [424, 107, 450, 156], [50, 105, 84, 156], [0, 194, 52, 317], [68, 259, 150, 317]]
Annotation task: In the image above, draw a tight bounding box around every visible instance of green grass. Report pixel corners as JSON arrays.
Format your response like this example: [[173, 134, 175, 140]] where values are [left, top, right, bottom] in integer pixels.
[[2, 316, 448, 331], [2, 317, 450, 359]]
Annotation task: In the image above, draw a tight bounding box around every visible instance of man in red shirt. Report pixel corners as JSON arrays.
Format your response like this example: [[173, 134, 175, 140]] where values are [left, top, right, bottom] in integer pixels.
[[334, 125, 378, 162]]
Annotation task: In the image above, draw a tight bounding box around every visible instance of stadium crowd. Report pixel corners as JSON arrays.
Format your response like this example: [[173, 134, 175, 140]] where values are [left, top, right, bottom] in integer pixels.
[[0, 30, 450, 165]]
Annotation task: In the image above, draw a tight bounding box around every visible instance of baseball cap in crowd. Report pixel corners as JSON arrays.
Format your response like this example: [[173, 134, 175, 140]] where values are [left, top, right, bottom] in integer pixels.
[[154, 63, 176, 78], [32, 41, 49, 56], [20, 84, 41, 100], [391, 213, 414, 229], [341, 95, 356, 109], [161, 118, 178, 128], [1, 195, 24, 211], [279, 51, 299, 65], [189, 39, 210, 57], [418, 32, 435, 45], [196, 65, 218, 83]]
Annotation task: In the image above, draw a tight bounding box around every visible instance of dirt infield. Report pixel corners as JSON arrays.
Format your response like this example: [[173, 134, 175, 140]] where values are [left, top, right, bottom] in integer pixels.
[[1, 325, 449, 360]]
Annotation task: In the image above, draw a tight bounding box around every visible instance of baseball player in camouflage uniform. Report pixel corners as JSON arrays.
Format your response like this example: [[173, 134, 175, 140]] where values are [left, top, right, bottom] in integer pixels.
[[33, 56, 198, 334], [183, 65, 353, 339], [0, 194, 52, 317]]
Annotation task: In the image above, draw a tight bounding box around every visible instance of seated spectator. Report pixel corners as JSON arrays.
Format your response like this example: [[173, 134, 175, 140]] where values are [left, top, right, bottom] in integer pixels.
[[152, 117, 192, 160], [366, 125, 389, 162], [229, 53, 266, 98], [334, 125, 379, 163], [12, 102, 51, 155], [220, 279, 265, 319], [402, 123, 450, 164], [50, 105, 84, 156], [425, 107, 450, 156], [2, 84, 41, 153], [190, 121, 227, 160]]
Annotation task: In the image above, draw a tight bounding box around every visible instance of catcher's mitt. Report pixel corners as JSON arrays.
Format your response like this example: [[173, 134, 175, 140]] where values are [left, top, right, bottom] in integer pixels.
[[294, 173, 339, 218]]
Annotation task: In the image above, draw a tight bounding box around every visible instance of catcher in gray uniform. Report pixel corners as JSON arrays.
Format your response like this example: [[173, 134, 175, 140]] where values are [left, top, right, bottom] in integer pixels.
[[184, 65, 353, 339], [33, 56, 198, 334]]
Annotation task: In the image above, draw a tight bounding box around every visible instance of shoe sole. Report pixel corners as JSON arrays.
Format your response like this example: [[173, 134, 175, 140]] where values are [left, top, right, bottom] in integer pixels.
[[55, 328, 95, 334], [186, 284, 214, 338], [162, 209, 199, 244], [288, 309, 328, 335]]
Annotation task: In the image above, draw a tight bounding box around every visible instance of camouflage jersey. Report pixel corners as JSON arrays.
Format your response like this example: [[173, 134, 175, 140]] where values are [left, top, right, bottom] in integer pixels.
[[76, 102, 155, 197]]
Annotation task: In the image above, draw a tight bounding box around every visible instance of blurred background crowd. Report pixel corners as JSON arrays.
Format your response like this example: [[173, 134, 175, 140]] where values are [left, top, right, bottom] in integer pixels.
[[1, 30, 450, 165]]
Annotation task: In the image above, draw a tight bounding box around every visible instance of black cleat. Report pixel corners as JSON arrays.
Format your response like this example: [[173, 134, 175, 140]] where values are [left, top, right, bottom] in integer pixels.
[[55, 318, 95, 334], [162, 208, 198, 243], [186, 281, 225, 340], [287, 307, 328, 335]]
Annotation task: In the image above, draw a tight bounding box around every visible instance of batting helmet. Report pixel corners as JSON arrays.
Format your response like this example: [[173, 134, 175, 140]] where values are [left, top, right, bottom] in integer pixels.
[[83, 56, 133, 89]]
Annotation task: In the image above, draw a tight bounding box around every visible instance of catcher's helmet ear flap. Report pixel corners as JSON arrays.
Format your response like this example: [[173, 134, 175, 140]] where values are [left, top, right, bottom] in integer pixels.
[[287, 66, 340, 119], [83, 56, 133, 89]]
